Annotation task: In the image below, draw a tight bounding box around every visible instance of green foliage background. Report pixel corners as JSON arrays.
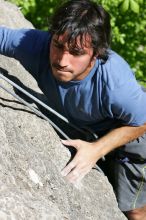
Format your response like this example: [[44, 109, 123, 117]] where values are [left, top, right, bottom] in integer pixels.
[[8, 0, 146, 83]]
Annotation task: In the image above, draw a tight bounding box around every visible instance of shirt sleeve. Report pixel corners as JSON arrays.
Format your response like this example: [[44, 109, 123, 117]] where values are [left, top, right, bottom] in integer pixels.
[[0, 27, 51, 78], [106, 78, 146, 126]]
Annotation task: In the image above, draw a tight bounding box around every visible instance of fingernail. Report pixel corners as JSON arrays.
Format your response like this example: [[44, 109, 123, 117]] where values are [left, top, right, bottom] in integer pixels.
[[61, 170, 66, 176], [61, 140, 65, 143]]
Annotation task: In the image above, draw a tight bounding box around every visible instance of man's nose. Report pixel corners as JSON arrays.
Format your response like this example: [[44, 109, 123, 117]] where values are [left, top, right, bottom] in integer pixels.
[[58, 51, 70, 67]]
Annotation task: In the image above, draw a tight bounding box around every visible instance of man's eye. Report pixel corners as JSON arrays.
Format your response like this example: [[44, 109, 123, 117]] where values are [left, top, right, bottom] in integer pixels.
[[53, 43, 63, 49], [71, 50, 85, 56]]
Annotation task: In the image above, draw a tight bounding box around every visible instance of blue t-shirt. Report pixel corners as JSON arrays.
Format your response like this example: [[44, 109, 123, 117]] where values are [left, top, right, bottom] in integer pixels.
[[0, 27, 146, 133]]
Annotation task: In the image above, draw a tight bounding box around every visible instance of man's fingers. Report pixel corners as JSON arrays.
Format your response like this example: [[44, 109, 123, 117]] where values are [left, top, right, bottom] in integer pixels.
[[65, 168, 81, 182], [61, 153, 82, 177], [67, 167, 91, 183], [61, 160, 76, 177]]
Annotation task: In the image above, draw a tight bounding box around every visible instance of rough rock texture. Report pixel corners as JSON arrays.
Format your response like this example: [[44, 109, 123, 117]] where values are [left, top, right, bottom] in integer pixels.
[[0, 1, 127, 219]]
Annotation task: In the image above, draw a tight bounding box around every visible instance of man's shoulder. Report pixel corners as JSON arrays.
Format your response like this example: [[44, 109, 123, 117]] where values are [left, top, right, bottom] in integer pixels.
[[19, 28, 51, 41], [0, 26, 51, 47], [100, 50, 135, 90], [104, 50, 131, 73]]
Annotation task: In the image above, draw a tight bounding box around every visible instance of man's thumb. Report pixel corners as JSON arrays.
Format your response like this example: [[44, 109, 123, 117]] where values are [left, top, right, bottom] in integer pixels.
[[61, 139, 79, 149]]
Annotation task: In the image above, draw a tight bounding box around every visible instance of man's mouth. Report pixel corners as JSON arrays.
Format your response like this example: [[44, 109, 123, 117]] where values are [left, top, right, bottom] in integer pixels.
[[52, 64, 72, 73]]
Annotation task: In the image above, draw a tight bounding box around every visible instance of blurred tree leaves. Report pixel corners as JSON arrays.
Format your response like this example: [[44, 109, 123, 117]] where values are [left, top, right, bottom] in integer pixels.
[[120, 0, 130, 12], [8, 0, 146, 82], [119, 0, 140, 13]]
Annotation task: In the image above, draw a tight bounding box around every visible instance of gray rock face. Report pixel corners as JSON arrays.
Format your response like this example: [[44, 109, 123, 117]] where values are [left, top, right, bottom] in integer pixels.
[[0, 0, 127, 219]]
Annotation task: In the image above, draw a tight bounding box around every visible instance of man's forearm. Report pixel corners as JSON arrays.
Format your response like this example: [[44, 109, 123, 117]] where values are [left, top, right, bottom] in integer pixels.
[[93, 123, 146, 159]]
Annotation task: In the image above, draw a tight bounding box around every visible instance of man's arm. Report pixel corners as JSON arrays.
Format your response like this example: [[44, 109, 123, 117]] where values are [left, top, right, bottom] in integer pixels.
[[61, 123, 146, 183], [0, 27, 50, 77]]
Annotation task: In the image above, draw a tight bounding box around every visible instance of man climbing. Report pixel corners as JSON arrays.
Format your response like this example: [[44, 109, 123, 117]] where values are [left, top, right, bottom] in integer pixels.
[[0, 1, 146, 219]]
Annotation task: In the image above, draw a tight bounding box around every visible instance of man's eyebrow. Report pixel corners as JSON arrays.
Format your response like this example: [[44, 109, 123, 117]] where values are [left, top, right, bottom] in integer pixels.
[[69, 47, 87, 55]]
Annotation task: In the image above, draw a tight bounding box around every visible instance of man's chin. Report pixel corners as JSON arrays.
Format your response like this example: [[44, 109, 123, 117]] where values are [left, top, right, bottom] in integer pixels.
[[52, 73, 72, 82], [56, 78, 71, 83]]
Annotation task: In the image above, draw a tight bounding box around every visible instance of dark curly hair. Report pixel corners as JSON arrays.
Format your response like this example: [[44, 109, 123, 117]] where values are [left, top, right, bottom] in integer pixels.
[[49, 0, 111, 61]]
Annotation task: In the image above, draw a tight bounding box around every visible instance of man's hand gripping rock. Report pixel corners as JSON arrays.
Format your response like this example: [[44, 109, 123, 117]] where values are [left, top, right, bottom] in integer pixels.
[[61, 139, 102, 184]]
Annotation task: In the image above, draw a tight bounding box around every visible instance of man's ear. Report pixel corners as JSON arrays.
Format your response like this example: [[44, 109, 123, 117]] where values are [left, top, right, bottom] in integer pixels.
[[90, 56, 97, 68], [92, 52, 99, 60], [95, 52, 99, 58], [91, 55, 98, 63]]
